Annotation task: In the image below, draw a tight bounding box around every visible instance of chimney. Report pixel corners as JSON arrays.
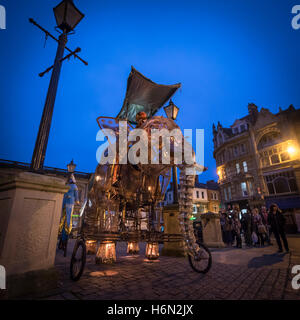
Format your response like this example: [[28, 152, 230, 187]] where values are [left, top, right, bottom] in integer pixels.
[[248, 103, 258, 123]]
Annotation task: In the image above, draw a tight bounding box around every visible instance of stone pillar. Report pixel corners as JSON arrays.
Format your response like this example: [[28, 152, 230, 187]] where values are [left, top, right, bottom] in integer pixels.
[[161, 204, 186, 257], [0, 171, 69, 298], [200, 213, 225, 248]]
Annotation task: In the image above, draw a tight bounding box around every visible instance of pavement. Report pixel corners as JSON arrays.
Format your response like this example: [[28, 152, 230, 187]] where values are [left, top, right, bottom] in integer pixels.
[[30, 235, 300, 300]]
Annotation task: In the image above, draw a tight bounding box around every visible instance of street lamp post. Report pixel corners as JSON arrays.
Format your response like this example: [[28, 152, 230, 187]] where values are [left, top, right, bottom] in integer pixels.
[[164, 99, 180, 204], [67, 159, 76, 173], [30, 0, 86, 171]]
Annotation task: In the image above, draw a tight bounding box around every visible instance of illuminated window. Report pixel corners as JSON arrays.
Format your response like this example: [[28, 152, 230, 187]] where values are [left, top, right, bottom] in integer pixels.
[[236, 163, 240, 174], [280, 152, 290, 162], [271, 154, 280, 165], [243, 161, 248, 173], [241, 182, 248, 196]]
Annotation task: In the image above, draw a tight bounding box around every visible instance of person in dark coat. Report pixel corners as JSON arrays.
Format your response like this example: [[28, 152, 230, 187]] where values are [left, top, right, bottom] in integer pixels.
[[241, 210, 252, 247], [260, 206, 271, 245], [267, 204, 289, 253]]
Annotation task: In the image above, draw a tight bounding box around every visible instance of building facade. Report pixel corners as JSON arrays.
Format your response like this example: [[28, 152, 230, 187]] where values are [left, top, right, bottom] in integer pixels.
[[164, 177, 221, 221], [213, 104, 300, 230]]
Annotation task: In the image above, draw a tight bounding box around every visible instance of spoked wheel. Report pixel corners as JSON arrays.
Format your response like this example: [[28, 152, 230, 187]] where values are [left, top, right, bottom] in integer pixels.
[[70, 238, 86, 281], [188, 242, 212, 274]]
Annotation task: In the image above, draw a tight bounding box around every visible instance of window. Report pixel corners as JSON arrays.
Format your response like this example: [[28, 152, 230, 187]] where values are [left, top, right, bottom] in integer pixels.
[[213, 205, 218, 213], [243, 161, 248, 173], [280, 152, 290, 162], [202, 191, 204, 199], [274, 178, 290, 194], [240, 124, 245, 132], [257, 132, 281, 150], [224, 188, 228, 201], [248, 181, 253, 195], [234, 146, 238, 157], [241, 182, 248, 196], [227, 187, 232, 200], [236, 163, 240, 174], [267, 183, 275, 195], [240, 144, 245, 153], [233, 127, 239, 134], [271, 154, 280, 165], [264, 170, 298, 195], [193, 205, 197, 213], [196, 191, 199, 198]]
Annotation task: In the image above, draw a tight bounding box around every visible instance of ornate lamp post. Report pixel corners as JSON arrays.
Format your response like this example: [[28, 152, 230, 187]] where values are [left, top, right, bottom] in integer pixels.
[[67, 159, 76, 173], [164, 99, 180, 204], [30, 0, 86, 171]]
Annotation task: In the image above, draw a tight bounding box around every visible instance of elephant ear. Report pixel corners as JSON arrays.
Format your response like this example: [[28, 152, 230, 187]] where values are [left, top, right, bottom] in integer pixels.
[[96, 116, 134, 136]]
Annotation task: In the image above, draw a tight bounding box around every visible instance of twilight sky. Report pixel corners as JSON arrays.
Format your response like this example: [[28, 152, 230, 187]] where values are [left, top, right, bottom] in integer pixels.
[[0, 0, 300, 182]]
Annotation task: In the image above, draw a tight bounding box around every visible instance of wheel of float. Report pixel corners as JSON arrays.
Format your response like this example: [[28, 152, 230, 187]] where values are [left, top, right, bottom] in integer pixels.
[[70, 239, 86, 281], [188, 242, 212, 274]]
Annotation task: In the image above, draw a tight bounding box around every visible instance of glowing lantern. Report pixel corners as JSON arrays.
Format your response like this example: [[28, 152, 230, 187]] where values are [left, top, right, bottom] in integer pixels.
[[127, 242, 139, 254], [95, 241, 116, 264], [85, 240, 97, 255], [145, 242, 159, 260]]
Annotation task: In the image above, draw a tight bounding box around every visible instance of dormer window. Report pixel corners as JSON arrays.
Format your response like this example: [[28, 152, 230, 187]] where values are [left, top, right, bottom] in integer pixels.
[[233, 127, 239, 134]]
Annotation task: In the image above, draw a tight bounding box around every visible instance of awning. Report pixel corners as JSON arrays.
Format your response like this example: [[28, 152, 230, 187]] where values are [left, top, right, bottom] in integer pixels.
[[265, 195, 300, 210], [117, 66, 181, 124]]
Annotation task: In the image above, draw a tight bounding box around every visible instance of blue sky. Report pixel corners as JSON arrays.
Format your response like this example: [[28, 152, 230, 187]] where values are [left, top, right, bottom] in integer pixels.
[[0, 0, 300, 182]]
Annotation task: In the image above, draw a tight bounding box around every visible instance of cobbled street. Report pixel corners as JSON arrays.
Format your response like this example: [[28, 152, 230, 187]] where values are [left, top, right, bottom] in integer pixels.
[[31, 236, 300, 300]]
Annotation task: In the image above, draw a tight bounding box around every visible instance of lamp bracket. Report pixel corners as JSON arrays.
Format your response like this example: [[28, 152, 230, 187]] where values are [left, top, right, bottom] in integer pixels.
[[39, 47, 81, 77], [29, 18, 88, 71]]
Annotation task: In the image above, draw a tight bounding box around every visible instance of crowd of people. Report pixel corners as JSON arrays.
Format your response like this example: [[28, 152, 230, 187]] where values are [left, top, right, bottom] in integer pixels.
[[219, 203, 289, 253]]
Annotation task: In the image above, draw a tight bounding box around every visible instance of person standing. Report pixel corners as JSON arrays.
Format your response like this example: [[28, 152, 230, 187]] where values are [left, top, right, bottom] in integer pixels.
[[241, 210, 252, 247], [232, 211, 242, 248], [220, 210, 226, 244], [252, 208, 265, 247], [58, 174, 80, 257], [268, 204, 289, 253], [260, 206, 272, 245], [224, 213, 233, 247]]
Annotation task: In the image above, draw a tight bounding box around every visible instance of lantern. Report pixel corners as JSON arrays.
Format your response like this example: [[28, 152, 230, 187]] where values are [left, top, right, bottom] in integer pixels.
[[85, 240, 97, 255], [127, 242, 139, 254], [145, 242, 159, 260], [96, 241, 116, 264], [67, 159, 76, 173], [164, 99, 179, 120], [53, 0, 84, 33]]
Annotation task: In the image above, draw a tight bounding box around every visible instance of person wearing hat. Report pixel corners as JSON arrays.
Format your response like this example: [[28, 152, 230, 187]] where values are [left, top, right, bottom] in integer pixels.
[[58, 174, 80, 256]]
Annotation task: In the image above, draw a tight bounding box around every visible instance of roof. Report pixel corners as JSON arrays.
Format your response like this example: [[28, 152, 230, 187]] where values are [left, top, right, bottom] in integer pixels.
[[117, 66, 181, 124]]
